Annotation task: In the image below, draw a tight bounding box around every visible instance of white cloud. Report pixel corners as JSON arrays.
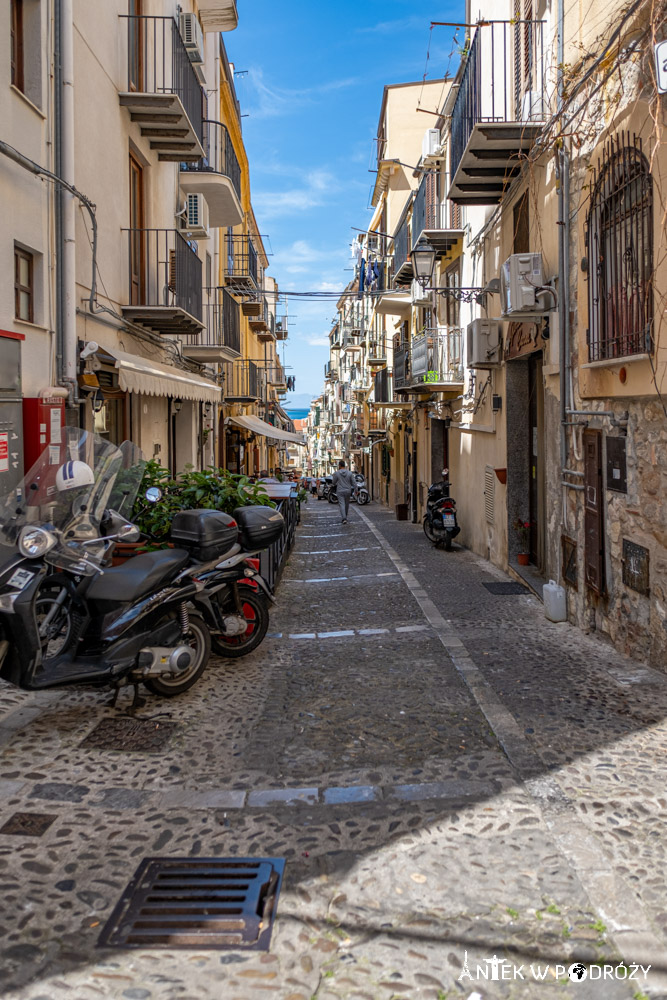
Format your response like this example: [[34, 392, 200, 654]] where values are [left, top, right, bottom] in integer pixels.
[[355, 16, 424, 35], [252, 170, 340, 221], [306, 335, 331, 347], [245, 67, 360, 121]]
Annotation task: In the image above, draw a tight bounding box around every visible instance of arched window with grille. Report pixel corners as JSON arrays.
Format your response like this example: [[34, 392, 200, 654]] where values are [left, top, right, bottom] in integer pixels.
[[585, 133, 653, 362]]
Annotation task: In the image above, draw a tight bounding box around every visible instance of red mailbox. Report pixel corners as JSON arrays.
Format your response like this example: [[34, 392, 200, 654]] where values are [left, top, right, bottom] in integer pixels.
[[22, 396, 66, 473]]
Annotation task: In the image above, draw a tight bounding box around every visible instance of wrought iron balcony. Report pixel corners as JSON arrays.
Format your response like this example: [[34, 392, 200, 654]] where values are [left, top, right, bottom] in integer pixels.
[[396, 328, 464, 395], [412, 174, 464, 254], [342, 327, 362, 351], [392, 216, 413, 286], [119, 16, 204, 161], [246, 299, 273, 340], [276, 316, 289, 340], [324, 360, 338, 381], [222, 359, 265, 402], [367, 334, 388, 365], [180, 120, 242, 227], [122, 229, 203, 335], [449, 19, 546, 204], [265, 362, 287, 390], [182, 286, 240, 363], [224, 234, 258, 287]]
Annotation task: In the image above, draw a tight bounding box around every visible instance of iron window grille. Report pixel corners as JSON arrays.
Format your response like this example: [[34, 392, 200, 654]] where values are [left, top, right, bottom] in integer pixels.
[[585, 132, 653, 362]]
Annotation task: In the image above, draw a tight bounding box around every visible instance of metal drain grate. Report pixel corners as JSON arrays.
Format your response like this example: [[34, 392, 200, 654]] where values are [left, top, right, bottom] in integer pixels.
[[98, 857, 285, 951], [482, 582, 529, 595], [0, 812, 57, 837], [80, 717, 178, 753]]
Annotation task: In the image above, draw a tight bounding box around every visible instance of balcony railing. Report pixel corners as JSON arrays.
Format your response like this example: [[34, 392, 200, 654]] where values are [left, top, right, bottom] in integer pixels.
[[397, 328, 464, 393], [122, 228, 203, 335], [392, 217, 412, 285], [276, 316, 289, 340], [183, 286, 240, 361], [180, 121, 242, 225], [449, 20, 546, 203], [367, 334, 388, 364], [224, 234, 258, 286], [412, 174, 464, 253], [222, 360, 265, 402], [119, 16, 203, 160]]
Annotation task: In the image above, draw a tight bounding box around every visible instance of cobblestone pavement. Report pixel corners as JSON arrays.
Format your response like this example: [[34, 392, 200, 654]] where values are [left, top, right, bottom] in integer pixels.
[[0, 501, 666, 1000]]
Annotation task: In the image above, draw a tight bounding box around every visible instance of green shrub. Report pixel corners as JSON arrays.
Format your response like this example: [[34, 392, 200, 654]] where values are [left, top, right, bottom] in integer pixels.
[[133, 461, 275, 542]]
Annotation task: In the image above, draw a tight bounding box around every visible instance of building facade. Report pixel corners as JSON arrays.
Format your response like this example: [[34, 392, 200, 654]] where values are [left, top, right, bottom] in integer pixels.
[[312, 1, 667, 670], [2, 0, 300, 487]]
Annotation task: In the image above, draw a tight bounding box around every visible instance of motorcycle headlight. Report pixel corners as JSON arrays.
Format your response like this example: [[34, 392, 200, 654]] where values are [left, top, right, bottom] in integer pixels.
[[18, 526, 57, 559]]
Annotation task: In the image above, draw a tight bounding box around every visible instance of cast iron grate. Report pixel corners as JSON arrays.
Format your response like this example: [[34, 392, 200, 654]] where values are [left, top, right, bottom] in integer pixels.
[[482, 582, 529, 595], [80, 717, 178, 753], [0, 812, 57, 837], [98, 857, 285, 951]]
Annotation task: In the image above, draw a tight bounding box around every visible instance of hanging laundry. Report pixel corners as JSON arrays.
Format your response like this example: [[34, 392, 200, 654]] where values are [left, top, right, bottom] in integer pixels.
[[358, 258, 366, 298]]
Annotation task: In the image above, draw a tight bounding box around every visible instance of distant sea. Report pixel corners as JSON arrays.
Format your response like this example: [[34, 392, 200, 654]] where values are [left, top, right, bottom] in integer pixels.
[[285, 409, 309, 421]]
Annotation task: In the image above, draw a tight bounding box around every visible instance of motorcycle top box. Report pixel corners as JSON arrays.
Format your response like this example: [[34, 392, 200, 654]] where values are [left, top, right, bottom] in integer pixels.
[[233, 506, 284, 550], [170, 509, 238, 561]]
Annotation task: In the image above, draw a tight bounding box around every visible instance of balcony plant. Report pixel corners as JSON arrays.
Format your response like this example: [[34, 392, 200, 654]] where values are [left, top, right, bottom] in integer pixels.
[[513, 517, 531, 566]]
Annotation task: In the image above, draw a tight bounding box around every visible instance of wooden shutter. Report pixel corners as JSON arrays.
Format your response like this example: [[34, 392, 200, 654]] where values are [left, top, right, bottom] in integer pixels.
[[583, 429, 605, 594], [484, 465, 495, 523]]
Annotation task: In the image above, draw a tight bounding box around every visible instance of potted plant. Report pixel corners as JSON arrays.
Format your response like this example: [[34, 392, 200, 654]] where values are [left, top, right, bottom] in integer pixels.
[[513, 518, 531, 565]]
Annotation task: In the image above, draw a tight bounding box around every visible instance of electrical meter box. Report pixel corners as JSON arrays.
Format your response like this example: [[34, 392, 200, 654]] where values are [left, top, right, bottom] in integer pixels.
[[500, 253, 546, 314], [22, 396, 65, 474]]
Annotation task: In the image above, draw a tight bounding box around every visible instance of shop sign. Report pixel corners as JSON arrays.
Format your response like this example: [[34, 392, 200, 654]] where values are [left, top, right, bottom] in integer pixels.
[[655, 40, 667, 93], [504, 321, 545, 360]]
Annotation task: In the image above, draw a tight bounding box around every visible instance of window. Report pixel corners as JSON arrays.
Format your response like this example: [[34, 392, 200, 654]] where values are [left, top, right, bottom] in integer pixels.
[[441, 262, 461, 328], [11, 0, 24, 91], [14, 247, 33, 323], [586, 133, 653, 361]]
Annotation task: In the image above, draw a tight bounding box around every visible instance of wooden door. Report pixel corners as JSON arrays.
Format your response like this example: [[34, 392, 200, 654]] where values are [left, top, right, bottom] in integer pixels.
[[583, 429, 605, 594], [129, 154, 144, 305]]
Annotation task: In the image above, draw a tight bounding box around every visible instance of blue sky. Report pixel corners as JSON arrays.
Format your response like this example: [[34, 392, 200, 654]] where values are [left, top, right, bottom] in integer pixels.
[[228, 1, 464, 408]]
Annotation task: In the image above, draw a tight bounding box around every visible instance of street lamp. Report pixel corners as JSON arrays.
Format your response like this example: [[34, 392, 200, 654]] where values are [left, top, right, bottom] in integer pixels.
[[410, 234, 436, 289]]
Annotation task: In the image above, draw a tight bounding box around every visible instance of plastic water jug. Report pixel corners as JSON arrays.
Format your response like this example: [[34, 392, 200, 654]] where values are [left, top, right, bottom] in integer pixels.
[[543, 579, 567, 622]]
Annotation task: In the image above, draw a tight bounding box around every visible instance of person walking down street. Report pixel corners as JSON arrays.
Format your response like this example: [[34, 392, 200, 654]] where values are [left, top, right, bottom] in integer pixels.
[[332, 459, 356, 523]]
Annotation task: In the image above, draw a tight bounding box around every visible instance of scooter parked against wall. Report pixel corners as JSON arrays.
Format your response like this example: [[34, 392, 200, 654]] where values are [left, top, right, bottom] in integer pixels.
[[0, 430, 285, 704], [423, 469, 461, 551]]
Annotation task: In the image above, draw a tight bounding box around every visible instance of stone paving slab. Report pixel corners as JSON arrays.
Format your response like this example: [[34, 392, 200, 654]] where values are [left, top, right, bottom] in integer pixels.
[[0, 501, 666, 998]]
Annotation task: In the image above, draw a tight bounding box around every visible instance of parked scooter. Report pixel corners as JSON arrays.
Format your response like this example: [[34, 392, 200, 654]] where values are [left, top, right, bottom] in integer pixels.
[[317, 476, 333, 501], [423, 468, 461, 551], [329, 473, 369, 507], [0, 430, 283, 704]]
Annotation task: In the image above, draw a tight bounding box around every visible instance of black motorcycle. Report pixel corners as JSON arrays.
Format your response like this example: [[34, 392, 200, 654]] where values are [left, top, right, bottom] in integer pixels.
[[0, 430, 283, 704], [423, 469, 461, 551]]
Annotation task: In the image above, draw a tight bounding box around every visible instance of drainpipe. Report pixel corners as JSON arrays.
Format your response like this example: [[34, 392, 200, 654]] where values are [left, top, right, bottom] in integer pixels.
[[557, 0, 570, 525]]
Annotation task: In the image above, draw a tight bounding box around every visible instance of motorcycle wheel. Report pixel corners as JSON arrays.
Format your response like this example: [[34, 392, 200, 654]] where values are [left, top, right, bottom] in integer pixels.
[[358, 490, 370, 505], [211, 587, 269, 659], [328, 491, 337, 504], [444, 532, 453, 551], [35, 586, 73, 659], [144, 612, 210, 696], [423, 517, 437, 544]]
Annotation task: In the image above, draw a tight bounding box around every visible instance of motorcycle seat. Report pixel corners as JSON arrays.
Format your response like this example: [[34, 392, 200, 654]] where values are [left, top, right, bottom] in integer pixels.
[[86, 548, 191, 603]]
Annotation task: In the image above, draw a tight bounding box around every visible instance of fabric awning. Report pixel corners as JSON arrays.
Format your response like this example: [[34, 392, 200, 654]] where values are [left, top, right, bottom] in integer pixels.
[[226, 413, 306, 445], [107, 348, 222, 403]]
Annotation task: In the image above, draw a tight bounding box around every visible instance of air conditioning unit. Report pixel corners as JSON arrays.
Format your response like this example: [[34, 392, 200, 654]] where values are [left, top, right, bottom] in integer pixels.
[[500, 252, 548, 315], [411, 278, 431, 305], [466, 318, 502, 368], [520, 89, 547, 122], [422, 128, 441, 160], [182, 193, 209, 238], [179, 13, 204, 64]]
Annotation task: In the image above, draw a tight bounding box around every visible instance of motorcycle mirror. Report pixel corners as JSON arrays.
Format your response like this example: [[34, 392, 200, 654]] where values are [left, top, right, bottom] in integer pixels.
[[442, 468, 449, 478], [145, 487, 162, 503], [118, 523, 140, 542]]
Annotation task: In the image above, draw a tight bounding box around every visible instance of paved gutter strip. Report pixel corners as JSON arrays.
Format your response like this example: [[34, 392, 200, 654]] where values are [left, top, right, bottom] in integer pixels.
[[4, 779, 497, 814], [356, 506, 667, 980], [280, 624, 430, 641], [284, 571, 399, 583]]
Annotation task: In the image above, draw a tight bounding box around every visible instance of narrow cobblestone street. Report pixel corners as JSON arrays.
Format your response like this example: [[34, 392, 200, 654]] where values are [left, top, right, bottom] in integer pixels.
[[1, 501, 666, 1000]]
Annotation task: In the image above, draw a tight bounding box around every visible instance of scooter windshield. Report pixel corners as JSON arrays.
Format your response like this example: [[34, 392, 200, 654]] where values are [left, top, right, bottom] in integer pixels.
[[0, 430, 144, 575]]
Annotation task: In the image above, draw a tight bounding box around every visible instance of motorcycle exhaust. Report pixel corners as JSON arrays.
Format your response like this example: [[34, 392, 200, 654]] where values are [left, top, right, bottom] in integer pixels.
[[137, 645, 194, 677]]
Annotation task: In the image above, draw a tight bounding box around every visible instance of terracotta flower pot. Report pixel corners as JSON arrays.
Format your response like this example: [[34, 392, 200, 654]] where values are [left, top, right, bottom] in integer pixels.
[[517, 552, 530, 566]]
